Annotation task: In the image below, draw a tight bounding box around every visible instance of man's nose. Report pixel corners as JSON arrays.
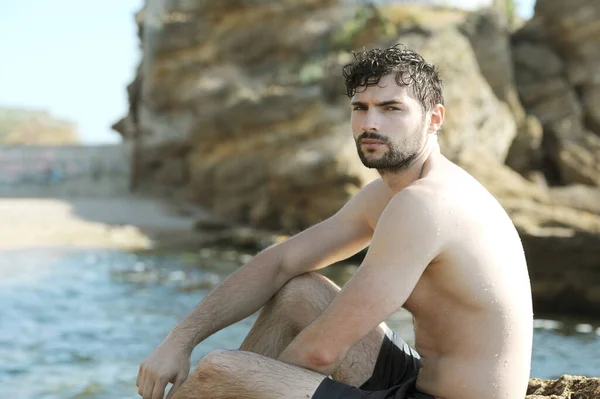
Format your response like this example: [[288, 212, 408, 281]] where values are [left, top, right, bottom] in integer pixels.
[[361, 111, 380, 132]]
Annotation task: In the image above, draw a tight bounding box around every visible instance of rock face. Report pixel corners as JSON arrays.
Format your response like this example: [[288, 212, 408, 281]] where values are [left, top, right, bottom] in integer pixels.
[[114, 1, 515, 231], [114, 0, 600, 315], [460, 9, 543, 175], [527, 375, 600, 398], [115, 0, 378, 231], [512, 0, 600, 186]]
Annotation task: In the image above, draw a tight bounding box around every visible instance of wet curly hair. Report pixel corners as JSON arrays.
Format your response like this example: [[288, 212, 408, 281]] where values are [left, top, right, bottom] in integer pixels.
[[342, 44, 444, 112]]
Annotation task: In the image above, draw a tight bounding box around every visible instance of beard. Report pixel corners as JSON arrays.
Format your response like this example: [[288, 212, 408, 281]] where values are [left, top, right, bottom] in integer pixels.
[[355, 123, 426, 174]]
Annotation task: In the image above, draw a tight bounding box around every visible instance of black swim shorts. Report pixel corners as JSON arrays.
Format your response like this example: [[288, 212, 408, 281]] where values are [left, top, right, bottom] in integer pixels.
[[312, 328, 435, 399]]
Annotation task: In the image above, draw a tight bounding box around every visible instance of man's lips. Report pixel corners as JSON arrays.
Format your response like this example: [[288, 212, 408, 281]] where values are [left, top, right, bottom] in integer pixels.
[[361, 139, 385, 145]]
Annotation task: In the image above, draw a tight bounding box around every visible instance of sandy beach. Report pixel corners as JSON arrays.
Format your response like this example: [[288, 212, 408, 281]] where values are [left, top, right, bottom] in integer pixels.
[[0, 196, 209, 251]]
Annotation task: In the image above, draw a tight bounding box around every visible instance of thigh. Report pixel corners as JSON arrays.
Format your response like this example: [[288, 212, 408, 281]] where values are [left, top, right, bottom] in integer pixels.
[[332, 320, 387, 387], [313, 331, 428, 399], [175, 350, 325, 399], [360, 329, 422, 390]]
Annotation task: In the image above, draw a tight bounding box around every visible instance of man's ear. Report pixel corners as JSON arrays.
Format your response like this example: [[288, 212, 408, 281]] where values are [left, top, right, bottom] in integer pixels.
[[429, 104, 445, 134]]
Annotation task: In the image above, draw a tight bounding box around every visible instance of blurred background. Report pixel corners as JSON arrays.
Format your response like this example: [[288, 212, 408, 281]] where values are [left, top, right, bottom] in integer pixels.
[[1, 0, 599, 398]]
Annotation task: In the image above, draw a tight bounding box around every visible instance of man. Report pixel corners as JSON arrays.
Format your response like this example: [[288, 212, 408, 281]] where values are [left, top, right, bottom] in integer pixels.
[[136, 45, 533, 399]]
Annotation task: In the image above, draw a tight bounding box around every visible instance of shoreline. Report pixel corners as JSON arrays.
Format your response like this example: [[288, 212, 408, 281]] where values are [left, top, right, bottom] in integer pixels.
[[0, 196, 210, 252]]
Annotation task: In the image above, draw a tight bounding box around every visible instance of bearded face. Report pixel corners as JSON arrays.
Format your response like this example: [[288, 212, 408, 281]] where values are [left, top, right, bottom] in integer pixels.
[[351, 75, 429, 174], [354, 116, 427, 173]]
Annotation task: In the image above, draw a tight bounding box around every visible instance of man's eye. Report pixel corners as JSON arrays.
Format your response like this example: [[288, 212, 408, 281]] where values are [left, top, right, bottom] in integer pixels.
[[386, 107, 400, 111], [352, 107, 366, 111]]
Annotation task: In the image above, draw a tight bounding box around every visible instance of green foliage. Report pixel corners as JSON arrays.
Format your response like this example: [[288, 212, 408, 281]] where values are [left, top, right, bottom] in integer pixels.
[[330, 6, 375, 51], [0, 107, 78, 145], [0, 108, 40, 141], [299, 62, 326, 85], [330, 4, 398, 51], [506, 0, 518, 26]]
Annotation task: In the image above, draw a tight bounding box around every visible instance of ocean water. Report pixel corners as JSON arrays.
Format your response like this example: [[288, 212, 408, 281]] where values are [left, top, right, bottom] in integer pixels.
[[1, 248, 598, 399]]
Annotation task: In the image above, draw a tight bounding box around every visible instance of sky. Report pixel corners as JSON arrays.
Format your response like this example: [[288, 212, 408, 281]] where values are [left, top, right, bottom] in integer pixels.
[[0, 0, 535, 145]]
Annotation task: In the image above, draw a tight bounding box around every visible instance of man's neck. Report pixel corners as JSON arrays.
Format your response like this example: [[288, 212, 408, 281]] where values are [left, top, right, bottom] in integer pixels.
[[379, 135, 440, 193]]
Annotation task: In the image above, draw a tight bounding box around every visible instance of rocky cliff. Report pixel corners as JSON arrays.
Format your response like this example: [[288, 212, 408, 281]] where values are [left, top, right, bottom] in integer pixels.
[[113, 0, 600, 316], [513, 0, 600, 186]]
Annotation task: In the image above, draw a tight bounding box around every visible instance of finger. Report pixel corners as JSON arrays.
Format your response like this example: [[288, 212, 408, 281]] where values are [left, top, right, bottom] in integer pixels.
[[166, 375, 187, 399], [136, 365, 143, 387], [151, 378, 167, 399], [142, 379, 155, 399], [137, 371, 146, 396]]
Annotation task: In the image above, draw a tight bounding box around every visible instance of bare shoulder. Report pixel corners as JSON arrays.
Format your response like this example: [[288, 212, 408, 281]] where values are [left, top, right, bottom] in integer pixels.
[[356, 178, 393, 201], [416, 156, 504, 214], [379, 185, 444, 238], [399, 157, 518, 246], [413, 157, 522, 256], [351, 178, 395, 228]]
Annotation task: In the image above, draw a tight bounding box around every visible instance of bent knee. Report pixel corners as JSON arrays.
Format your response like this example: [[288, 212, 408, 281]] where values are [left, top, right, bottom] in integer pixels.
[[200, 349, 240, 366], [201, 349, 229, 364], [193, 350, 231, 377], [276, 272, 338, 302], [267, 273, 338, 325], [184, 350, 237, 398]]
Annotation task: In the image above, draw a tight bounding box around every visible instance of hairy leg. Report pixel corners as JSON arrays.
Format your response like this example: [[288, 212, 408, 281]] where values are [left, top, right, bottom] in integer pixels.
[[239, 272, 387, 387], [172, 349, 324, 399]]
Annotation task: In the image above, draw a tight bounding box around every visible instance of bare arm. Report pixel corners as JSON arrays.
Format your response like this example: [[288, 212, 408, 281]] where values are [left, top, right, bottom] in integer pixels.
[[137, 182, 379, 399], [279, 188, 444, 375], [168, 188, 375, 351]]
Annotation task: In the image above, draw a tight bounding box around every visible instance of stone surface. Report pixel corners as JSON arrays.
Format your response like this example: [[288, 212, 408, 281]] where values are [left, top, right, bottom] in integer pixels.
[[460, 8, 515, 104], [506, 115, 544, 174], [116, 1, 518, 232], [557, 133, 600, 186], [534, 0, 600, 87], [549, 184, 600, 215], [460, 8, 543, 174], [582, 84, 600, 133], [505, 198, 600, 315], [527, 375, 600, 398], [512, 0, 600, 186], [411, 26, 517, 164]]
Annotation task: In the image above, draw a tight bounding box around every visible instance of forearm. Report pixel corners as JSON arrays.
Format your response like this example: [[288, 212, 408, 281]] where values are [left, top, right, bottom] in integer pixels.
[[168, 248, 289, 352]]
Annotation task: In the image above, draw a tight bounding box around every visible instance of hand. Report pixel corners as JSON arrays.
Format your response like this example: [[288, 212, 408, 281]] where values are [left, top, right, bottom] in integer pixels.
[[137, 337, 192, 399]]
